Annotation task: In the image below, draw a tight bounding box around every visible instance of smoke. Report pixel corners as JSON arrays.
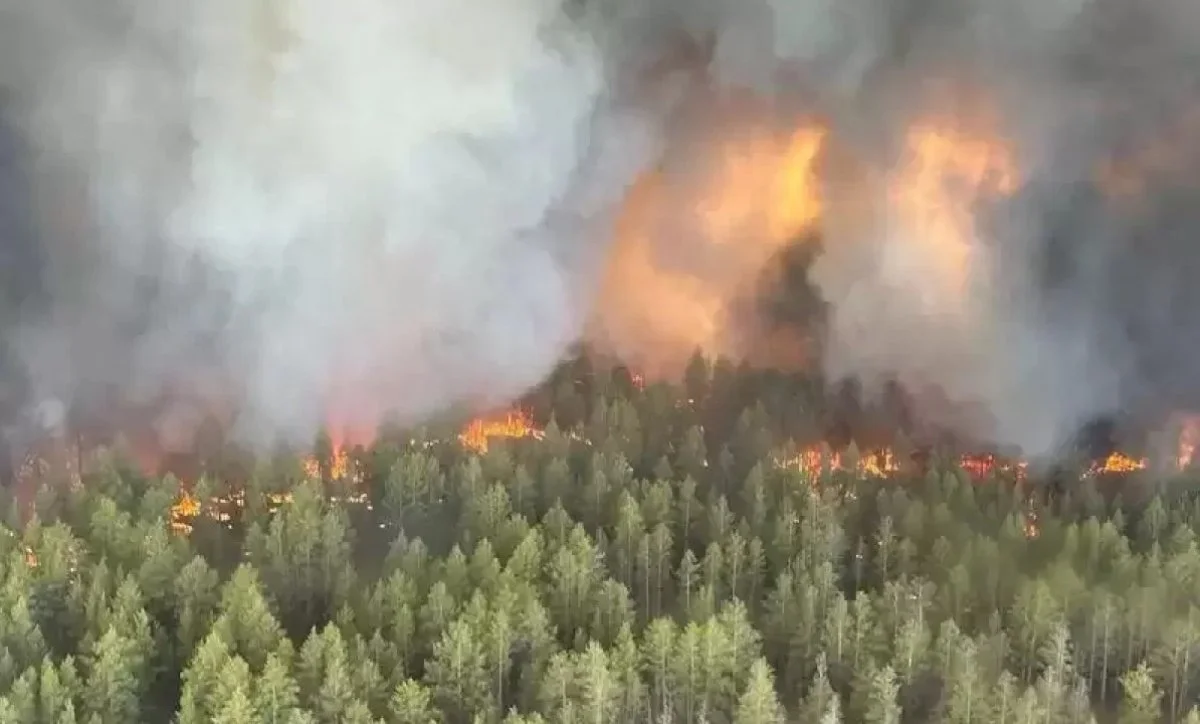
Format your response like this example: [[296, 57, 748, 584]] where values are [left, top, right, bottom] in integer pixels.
[[781, 0, 1200, 457], [0, 0, 1199, 459], [0, 0, 662, 450]]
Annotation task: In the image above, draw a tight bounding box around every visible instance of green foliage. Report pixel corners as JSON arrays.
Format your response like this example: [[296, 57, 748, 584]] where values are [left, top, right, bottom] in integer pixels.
[[2, 357, 1200, 722]]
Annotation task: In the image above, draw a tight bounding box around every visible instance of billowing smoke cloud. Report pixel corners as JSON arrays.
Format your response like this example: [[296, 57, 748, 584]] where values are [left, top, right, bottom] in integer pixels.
[[0, 0, 1198, 460], [0, 0, 662, 451], [780, 0, 1200, 456]]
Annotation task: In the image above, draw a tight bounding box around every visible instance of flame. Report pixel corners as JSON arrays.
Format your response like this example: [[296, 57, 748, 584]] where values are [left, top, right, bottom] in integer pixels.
[[1176, 414, 1200, 470], [701, 126, 826, 242], [170, 492, 201, 534], [776, 446, 1028, 483], [886, 122, 1019, 314], [459, 409, 543, 453], [301, 446, 358, 482], [957, 453, 1029, 482], [1086, 452, 1147, 476], [776, 446, 901, 478], [589, 119, 825, 377]]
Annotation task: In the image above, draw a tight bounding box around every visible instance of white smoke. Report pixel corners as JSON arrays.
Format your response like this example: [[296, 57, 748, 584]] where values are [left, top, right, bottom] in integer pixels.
[[0, 0, 660, 449], [0, 0, 1197, 460]]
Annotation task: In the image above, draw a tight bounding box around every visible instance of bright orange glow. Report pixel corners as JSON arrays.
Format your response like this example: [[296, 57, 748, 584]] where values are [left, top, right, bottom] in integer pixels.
[[1086, 452, 1147, 476], [700, 126, 826, 242], [589, 120, 825, 377], [170, 492, 201, 534], [776, 446, 1030, 483], [301, 446, 359, 482], [1176, 414, 1200, 470], [776, 446, 901, 479], [887, 122, 1019, 311], [958, 453, 1029, 482], [459, 409, 543, 454]]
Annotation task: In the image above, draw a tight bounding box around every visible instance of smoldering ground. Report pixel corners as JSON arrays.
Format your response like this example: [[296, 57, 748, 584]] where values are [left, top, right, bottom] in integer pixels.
[[0, 0, 1199, 461]]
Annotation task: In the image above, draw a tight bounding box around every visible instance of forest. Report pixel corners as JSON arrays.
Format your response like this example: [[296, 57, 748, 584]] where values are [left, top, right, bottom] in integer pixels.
[[0, 354, 1199, 723]]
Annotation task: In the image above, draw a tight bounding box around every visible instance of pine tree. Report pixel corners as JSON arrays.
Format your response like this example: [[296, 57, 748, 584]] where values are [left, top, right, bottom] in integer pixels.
[[179, 632, 233, 724], [212, 688, 258, 724], [576, 642, 619, 724], [425, 618, 489, 721], [1118, 662, 1162, 724], [856, 664, 900, 724], [799, 654, 838, 722], [82, 627, 142, 723], [212, 564, 286, 671], [734, 659, 784, 724], [254, 652, 303, 724], [390, 679, 438, 724]]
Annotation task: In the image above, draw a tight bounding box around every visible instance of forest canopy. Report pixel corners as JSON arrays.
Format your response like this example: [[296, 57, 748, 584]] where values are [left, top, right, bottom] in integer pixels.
[[0, 355, 1199, 723]]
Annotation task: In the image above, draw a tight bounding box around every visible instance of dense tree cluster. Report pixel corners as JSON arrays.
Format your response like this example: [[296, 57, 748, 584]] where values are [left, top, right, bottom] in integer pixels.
[[1, 355, 1200, 722]]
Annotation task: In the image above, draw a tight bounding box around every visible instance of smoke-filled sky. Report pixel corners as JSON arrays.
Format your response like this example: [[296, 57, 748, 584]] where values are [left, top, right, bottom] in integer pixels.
[[1, 0, 1199, 459]]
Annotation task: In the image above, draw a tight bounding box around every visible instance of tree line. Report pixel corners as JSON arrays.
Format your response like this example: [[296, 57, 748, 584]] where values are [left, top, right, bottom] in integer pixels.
[[0, 354, 1199, 722]]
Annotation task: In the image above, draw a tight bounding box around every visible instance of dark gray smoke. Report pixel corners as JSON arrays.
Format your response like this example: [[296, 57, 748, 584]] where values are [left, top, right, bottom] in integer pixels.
[[0, 0, 1197, 459]]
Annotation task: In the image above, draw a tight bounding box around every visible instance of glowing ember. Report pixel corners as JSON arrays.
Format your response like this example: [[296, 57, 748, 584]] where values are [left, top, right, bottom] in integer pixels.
[[776, 446, 1030, 483], [1023, 510, 1040, 539], [958, 453, 1029, 482], [459, 409, 543, 454], [776, 446, 901, 478]]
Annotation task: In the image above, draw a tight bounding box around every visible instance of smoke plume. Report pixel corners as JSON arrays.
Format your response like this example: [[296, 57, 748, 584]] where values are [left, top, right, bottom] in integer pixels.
[[0, 0, 1198, 459]]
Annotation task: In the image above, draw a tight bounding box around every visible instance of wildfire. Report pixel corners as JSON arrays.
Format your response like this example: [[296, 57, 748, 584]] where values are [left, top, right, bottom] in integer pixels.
[[957, 453, 1029, 482], [589, 110, 825, 377], [776, 446, 901, 478], [1023, 510, 1040, 539], [458, 409, 543, 454], [301, 446, 358, 482], [1085, 452, 1148, 477], [170, 492, 201, 534], [776, 445, 1030, 483], [886, 122, 1019, 314], [1176, 414, 1200, 470]]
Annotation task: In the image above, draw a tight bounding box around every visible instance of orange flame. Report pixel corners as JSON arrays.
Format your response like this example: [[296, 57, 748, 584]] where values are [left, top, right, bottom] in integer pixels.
[[459, 409, 543, 454], [1176, 414, 1200, 470], [886, 122, 1019, 313], [589, 116, 825, 377], [1085, 452, 1147, 477], [301, 446, 358, 482], [170, 492, 201, 534], [776, 446, 1029, 483], [957, 453, 1029, 482], [776, 446, 901, 478]]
